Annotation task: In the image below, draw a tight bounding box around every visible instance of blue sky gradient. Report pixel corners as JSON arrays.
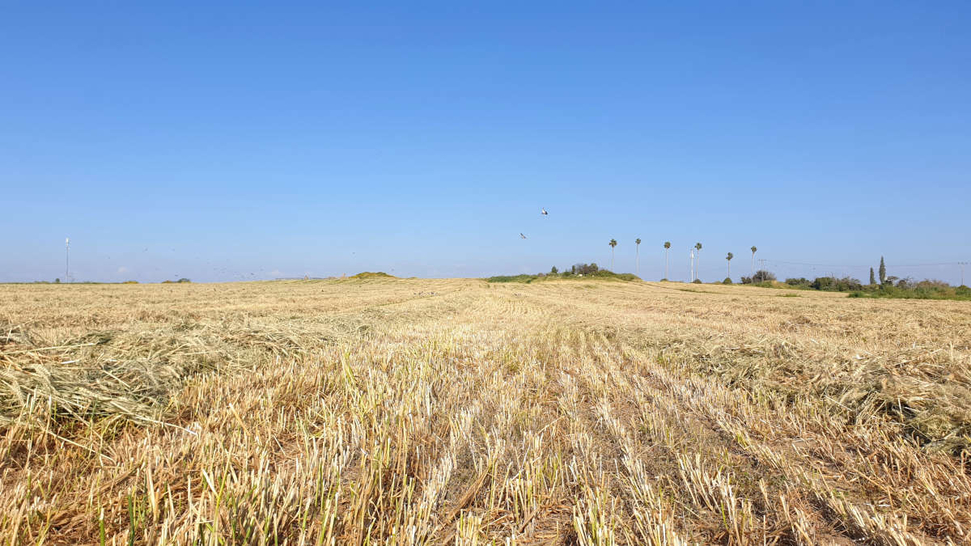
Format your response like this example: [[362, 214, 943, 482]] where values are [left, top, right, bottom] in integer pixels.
[[2, 2, 969, 283]]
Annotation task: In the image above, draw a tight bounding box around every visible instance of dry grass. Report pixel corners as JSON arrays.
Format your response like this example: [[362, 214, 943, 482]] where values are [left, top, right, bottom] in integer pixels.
[[1, 278, 970, 544]]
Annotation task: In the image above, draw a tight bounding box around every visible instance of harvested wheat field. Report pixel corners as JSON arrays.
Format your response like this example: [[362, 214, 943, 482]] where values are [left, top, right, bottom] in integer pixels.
[[2, 278, 971, 545]]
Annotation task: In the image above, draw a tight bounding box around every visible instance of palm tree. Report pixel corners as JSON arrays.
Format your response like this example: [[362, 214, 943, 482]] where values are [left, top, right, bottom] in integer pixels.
[[694, 242, 702, 280], [663, 241, 671, 279], [726, 252, 734, 279], [635, 238, 641, 276], [750, 246, 757, 275], [609, 239, 618, 270]]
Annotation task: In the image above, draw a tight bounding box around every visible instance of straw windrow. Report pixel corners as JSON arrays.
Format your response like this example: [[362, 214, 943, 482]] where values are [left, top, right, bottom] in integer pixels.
[[1, 279, 969, 544]]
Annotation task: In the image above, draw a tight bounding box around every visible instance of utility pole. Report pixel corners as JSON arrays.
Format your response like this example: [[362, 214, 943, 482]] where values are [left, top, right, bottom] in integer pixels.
[[960, 262, 968, 286], [689, 248, 695, 282], [65, 237, 70, 282]]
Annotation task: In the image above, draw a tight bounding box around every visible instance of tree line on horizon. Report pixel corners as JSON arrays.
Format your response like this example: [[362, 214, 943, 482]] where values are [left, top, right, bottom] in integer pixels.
[[534, 240, 968, 299], [603, 238, 762, 284]]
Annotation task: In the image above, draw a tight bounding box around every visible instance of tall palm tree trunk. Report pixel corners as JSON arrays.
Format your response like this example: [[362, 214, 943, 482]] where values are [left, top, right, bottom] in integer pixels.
[[636, 247, 639, 276], [665, 250, 668, 279]]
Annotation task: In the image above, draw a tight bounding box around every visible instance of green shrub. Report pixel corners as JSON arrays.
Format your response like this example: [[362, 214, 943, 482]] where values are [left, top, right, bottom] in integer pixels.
[[811, 276, 862, 292], [586, 270, 640, 281], [752, 270, 776, 283], [723, 277, 733, 284], [571, 263, 600, 275], [486, 270, 639, 283], [350, 272, 396, 279], [743, 271, 776, 284]]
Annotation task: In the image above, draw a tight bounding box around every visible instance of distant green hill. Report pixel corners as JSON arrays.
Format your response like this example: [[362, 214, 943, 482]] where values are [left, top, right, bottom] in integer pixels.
[[350, 271, 397, 280]]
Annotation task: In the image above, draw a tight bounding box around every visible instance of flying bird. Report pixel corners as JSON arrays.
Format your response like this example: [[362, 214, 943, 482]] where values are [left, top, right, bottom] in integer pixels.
[[520, 233, 528, 239], [541, 207, 548, 216]]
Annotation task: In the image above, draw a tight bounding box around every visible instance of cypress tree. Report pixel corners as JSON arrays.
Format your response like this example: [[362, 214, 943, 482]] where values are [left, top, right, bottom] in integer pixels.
[[870, 267, 876, 285], [879, 257, 886, 284]]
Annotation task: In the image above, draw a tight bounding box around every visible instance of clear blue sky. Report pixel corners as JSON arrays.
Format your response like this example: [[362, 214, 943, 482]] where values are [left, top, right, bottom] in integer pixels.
[[2, 2, 969, 284]]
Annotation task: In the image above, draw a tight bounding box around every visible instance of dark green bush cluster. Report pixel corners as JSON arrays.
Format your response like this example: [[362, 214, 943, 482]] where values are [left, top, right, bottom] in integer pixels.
[[569, 263, 600, 275], [741, 270, 776, 284], [487, 267, 640, 283], [744, 274, 862, 292], [810, 276, 863, 291], [562, 269, 639, 281]]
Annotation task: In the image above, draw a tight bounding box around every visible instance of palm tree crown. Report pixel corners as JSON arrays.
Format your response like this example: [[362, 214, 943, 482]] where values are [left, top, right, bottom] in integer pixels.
[[694, 243, 702, 281]]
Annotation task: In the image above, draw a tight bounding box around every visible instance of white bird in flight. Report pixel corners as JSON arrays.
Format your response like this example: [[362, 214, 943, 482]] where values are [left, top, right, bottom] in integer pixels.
[[520, 233, 528, 239], [541, 207, 548, 216]]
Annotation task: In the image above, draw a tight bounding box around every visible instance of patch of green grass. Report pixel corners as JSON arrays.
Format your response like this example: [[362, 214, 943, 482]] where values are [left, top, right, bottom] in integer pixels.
[[486, 274, 540, 283], [848, 286, 971, 301]]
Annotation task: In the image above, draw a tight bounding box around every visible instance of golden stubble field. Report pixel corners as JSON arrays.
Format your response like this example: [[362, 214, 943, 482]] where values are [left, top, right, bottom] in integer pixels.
[[1, 278, 970, 545]]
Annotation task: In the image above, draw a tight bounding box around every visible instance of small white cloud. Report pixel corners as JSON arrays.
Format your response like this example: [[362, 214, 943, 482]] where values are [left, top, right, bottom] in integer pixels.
[[270, 269, 283, 277], [117, 266, 130, 274]]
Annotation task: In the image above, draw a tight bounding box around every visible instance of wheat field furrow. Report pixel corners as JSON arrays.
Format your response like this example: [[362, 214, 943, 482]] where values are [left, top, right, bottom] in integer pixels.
[[2, 279, 970, 544]]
